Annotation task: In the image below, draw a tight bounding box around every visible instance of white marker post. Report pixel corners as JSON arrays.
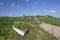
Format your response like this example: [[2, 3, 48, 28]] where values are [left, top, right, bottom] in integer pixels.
[[12, 26, 25, 36]]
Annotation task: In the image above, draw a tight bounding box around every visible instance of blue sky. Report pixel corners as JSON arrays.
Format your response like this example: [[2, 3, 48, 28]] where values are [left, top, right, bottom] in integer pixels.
[[0, 0, 60, 17]]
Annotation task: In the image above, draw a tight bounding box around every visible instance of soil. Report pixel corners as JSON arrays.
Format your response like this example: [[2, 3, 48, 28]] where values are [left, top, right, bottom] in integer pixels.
[[40, 22, 60, 40]]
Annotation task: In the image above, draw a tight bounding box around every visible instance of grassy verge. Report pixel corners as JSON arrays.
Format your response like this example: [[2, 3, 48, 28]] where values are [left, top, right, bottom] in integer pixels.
[[0, 16, 58, 40], [38, 16, 60, 26]]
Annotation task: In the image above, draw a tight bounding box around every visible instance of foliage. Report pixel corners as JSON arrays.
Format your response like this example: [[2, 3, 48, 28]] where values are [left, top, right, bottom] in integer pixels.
[[38, 16, 60, 26], [0, 16, 57, 40]]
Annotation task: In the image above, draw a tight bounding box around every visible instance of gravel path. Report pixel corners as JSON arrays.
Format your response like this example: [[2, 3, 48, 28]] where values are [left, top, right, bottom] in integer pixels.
[[40, 22, 60, 40]]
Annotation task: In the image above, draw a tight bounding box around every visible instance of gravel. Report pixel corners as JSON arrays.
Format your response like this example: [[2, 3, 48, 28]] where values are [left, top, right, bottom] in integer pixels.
[[40, 22, 60, 40]]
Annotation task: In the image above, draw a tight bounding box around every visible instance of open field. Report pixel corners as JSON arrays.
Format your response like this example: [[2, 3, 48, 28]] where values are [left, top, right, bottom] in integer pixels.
[[38, 16, 60, 26], [0, 16, 58, 40]]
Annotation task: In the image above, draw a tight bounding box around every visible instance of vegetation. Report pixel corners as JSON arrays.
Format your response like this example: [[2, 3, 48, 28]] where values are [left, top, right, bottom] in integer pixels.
[[0, 16, 57, 40], [38, 16, 60, 26]]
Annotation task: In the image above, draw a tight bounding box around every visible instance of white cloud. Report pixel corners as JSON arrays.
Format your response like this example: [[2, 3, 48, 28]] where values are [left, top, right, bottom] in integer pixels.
[[26, 0, 29, 3], [0, 2, 4, 5], [48, 10, 56, 13], [11, 3, 15, 7]]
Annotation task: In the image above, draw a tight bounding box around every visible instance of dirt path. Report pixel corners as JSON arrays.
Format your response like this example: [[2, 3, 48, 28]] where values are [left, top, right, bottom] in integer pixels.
[[40, 22, 60, 40]]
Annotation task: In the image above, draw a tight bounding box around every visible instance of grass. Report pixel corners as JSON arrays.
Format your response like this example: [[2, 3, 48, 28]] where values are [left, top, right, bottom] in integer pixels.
[[38, 16, 60, 26], [22, 24, 57, 40], [0, 16, 58, 40]]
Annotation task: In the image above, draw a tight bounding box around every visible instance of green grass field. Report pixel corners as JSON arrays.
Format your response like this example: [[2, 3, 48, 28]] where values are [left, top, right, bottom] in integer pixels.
[[38, 16, 60, 26], [0, 16, 58, 40]]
